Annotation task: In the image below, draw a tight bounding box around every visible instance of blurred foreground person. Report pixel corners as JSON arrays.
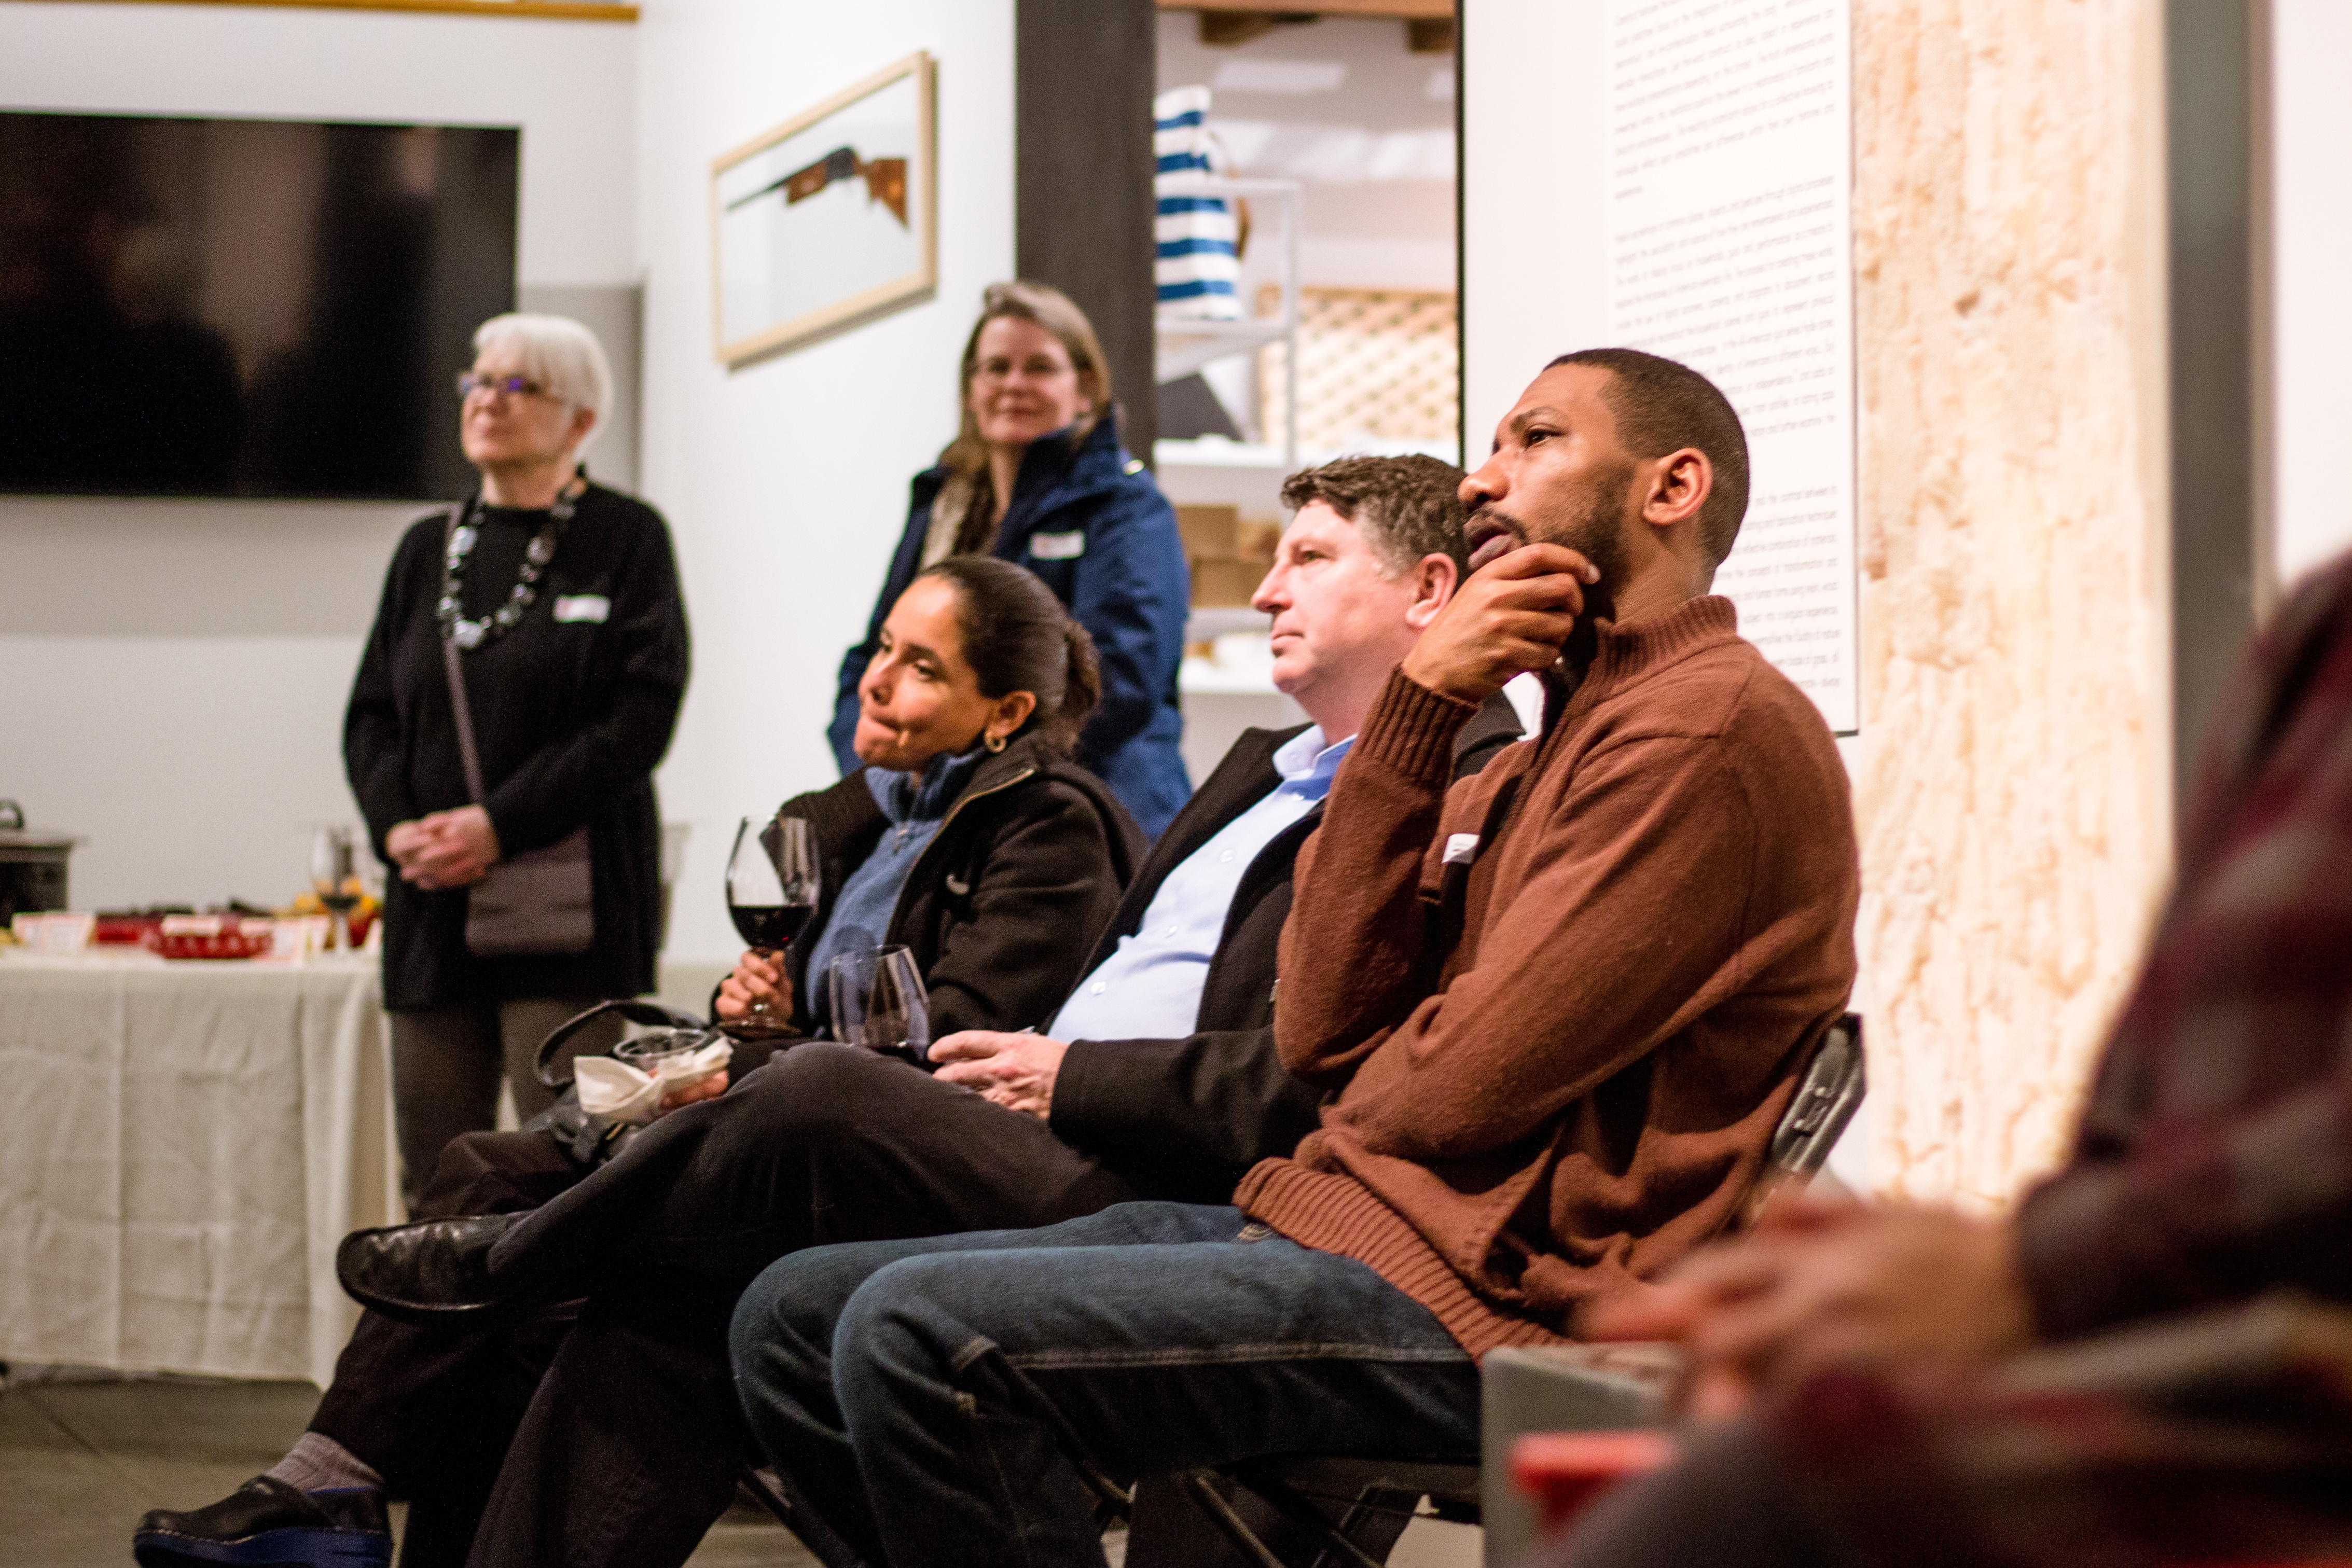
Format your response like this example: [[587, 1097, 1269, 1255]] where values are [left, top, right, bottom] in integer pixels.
[[1548, 550, 2352, 1568]]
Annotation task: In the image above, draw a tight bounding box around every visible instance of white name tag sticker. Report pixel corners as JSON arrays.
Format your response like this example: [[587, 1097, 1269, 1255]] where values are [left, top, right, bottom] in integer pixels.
[[1029, 530, 1086, 561], [553, 594, 611, 623], [1443, 833, 1481, 865]]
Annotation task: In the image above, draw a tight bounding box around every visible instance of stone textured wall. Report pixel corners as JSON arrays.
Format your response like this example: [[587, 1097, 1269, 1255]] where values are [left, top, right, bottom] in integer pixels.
[[1850, 0, 2171, 1206]]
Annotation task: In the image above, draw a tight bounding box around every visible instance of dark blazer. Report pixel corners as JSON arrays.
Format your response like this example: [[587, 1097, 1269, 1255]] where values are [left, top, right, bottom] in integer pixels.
[[1047, 694, 1523, 1202], [768, 731, 1145, 1043], [829, 411, 1193, 838], [345, 482, 689, 1012]]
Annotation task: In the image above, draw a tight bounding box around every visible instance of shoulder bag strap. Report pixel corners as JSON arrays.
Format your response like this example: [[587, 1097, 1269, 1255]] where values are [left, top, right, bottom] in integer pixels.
[[535, 997, 711, 1087], [439, 509, 489, 808]]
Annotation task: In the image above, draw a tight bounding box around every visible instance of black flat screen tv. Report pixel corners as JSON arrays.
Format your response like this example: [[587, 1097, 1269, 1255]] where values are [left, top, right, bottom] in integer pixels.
[[0, 110, 519, 501]]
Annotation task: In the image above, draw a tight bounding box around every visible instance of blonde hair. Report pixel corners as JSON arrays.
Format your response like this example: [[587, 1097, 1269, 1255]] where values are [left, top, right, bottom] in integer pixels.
[[931, 283, 1112, 554], [472, 313, 614, 455]]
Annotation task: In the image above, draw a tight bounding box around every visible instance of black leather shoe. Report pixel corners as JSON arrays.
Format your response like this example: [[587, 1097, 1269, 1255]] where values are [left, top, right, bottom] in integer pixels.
[[134, 1475, 390, 1567], [335, 1212, 518, 1324]]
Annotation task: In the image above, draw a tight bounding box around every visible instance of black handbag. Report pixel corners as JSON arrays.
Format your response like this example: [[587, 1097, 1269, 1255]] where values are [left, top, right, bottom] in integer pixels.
[[519, 999, 730, 1168], [440, 634, 596, 956]]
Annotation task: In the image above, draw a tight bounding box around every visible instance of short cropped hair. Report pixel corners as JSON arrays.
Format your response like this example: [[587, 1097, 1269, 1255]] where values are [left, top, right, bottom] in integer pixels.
[[1279, 454, 1471, 579], [473, 313, 614, 454], [1548, 348, 1749, 566]]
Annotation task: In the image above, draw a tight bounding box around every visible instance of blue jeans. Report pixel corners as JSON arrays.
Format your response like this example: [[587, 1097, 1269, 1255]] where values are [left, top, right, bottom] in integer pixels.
[[728, 1201, 1479, 1568]]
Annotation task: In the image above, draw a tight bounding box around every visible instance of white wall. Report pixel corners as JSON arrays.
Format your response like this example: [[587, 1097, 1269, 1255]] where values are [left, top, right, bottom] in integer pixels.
[[633, 0, 1016, 964], [2272, 0, 2352, 589], [0, 3, 637, 912], [1460, 0, 1878, 1194], [0, 1, 1018, 961], [1458, 1, 1606, 455]]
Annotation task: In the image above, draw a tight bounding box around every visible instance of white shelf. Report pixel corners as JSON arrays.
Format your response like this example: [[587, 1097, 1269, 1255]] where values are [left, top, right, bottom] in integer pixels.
[[1180, 657, 1282, 697], [1157, 437, 1289, 468], [1186, 606, 1271, 641], [1155, 320, 1291, 385], [1156, 436, 1466, 470], [1153, 175, 1304, 463]]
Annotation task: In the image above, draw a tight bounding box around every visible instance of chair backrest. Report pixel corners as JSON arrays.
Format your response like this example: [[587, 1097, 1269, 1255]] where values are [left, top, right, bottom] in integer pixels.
[[1133, 1012, 1870, 1568], [1740, 1012, 1865, 1224], [1769, 1012, 1865, 1179]]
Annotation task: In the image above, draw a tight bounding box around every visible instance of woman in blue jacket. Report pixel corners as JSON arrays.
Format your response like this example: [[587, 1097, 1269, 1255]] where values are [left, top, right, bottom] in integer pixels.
[[832, 281, 1191, 837]]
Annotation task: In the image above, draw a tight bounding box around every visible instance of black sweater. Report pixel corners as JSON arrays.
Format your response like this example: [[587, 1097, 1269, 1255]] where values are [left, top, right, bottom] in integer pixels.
[[345, 482, 690, 1011], [1047, 693, 1521, 1202], [764, 732, 1145, 1040]]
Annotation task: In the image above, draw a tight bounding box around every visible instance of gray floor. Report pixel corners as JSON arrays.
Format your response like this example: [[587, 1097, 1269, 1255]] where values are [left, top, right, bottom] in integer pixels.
[[0, 1369, 816, 1567], [1, 1368, 1469, 1568]]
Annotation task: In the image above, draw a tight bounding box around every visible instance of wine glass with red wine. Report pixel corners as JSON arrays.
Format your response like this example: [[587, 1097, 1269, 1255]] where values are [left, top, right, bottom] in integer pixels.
[[309, 824, 362, 948], [725, 814, 819, 1036], [823, 945, 931, 1065]]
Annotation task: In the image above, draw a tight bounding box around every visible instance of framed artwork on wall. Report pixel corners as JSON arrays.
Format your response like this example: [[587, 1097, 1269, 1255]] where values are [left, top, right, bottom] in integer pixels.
[[710, 51, 937, 366]]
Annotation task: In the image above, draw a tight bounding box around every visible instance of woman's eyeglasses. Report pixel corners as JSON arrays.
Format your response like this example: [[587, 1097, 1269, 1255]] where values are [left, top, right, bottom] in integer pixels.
[[455, 372, 548, 400]]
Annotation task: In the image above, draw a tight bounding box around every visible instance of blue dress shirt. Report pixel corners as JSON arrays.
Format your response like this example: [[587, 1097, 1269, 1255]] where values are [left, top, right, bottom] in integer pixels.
[[1047, 726, 1350, 1043]]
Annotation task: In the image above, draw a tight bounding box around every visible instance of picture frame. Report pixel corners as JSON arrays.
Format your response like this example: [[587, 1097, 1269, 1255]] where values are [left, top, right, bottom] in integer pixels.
[[709, 51, 937, 367]]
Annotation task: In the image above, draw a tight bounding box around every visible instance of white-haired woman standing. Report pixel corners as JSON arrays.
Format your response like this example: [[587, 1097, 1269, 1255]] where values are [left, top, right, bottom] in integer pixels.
[[344, 313, 689, 1206]]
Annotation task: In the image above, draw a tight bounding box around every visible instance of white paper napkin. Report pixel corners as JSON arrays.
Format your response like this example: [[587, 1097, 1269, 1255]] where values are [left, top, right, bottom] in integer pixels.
[[572, 1040, 734, 1123]]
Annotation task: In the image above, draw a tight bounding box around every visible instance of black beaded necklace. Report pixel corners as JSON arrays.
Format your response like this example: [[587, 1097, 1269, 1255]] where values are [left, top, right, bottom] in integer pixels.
[[438, 479, 582, 651]]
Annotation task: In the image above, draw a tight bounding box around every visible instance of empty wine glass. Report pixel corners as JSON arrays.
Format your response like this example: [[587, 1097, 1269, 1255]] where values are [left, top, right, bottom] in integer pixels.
[[725, 814, 820, 1037], [827, 943, 930, 1064]]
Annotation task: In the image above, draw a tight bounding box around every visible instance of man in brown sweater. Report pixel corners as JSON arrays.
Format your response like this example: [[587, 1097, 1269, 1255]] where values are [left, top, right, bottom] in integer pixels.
[[726, 349, 1861, 1568]]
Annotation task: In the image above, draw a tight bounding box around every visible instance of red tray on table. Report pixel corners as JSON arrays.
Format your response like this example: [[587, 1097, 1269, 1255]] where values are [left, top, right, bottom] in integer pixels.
[[146, 917, 277, 961]]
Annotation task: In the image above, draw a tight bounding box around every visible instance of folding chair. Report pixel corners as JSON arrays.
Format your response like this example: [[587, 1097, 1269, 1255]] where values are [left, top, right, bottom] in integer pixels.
[[1137, 1012, 1867, 1568]]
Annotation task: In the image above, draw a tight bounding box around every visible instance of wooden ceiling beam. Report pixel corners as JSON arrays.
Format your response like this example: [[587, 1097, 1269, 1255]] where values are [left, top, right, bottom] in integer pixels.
[[1158, 0, 1454, 21], [6, 0, 637, 19]]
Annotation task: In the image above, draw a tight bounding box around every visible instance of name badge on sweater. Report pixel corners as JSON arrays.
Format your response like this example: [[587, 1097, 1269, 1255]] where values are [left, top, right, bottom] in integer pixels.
[[1443, 833, 1481, 865], [553, 595, 611, 623], [1029, 531, 1086, 560]]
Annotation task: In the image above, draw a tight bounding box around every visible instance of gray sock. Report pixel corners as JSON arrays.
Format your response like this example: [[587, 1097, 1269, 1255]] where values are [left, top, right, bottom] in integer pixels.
[[266, 1432, 383, 1494]]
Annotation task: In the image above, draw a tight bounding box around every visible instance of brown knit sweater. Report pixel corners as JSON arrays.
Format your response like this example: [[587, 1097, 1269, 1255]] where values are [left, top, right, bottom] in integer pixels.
[[1237, 595, 1860, 1358]]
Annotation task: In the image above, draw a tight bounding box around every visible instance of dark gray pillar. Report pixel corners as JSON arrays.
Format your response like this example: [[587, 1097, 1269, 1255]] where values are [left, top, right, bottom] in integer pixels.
[[1016, 0, 1159, 461], [2167, 0, 2273, 817]]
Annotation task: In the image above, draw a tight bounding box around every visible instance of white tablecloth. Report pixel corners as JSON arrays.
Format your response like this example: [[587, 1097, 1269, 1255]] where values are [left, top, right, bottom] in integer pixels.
[[0, 950, 397, 1387]]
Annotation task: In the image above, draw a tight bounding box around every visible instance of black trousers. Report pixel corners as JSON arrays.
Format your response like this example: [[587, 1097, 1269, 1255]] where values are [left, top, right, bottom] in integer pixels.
[[308, 1122, 583, 1566], [309, 1044, 1139, 1568]]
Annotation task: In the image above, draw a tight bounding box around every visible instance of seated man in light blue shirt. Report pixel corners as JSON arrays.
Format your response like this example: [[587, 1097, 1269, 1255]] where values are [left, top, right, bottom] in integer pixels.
[[925, 454, 1527, 1186], [172, 454, 1517, 1568]]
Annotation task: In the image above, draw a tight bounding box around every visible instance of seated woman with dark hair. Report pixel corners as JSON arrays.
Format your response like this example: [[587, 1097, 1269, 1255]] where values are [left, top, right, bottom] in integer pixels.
[[715, 554, 1140, 1049], [131, 559, 1141, 1568]]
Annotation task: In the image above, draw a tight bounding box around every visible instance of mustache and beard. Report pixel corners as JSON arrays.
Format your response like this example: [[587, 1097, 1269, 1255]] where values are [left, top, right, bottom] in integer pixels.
[[1462, 461, 1635, 592]]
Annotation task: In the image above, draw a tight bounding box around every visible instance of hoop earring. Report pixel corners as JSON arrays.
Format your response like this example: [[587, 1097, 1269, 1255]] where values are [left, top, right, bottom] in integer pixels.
[[985, 732, 1008, 754]]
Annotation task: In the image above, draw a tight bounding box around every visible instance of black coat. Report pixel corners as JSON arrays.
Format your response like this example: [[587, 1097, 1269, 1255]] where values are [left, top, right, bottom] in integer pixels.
[[344, 483, 690, 1011], [1047, 695, 1523, 1202], [767, 732, 1145, 1042]]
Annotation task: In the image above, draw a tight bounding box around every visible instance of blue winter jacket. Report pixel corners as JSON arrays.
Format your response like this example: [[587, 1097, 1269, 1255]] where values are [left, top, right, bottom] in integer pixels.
[[830, 412, 1193, 838]]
